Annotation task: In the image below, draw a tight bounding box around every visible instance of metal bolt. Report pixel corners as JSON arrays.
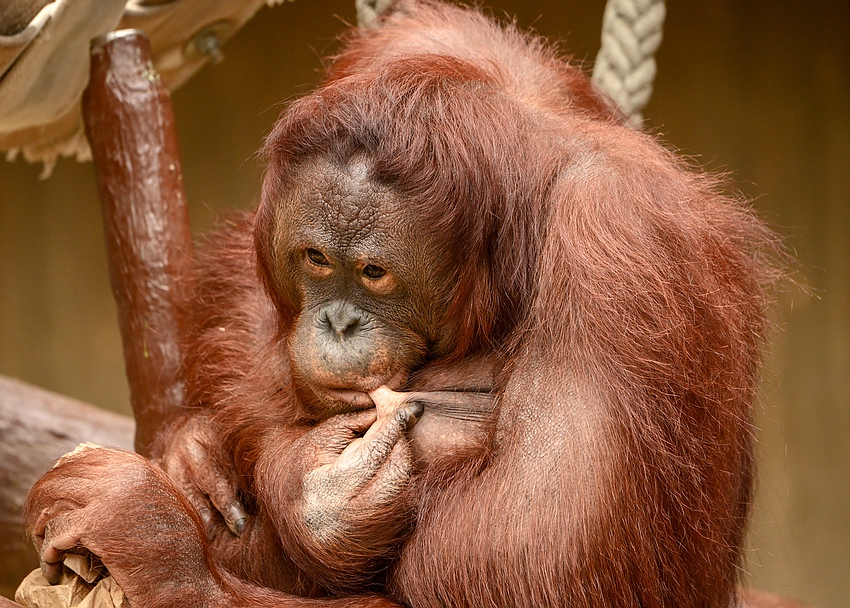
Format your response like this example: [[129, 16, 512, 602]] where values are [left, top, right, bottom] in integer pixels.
[[185, 22, 232, 65]]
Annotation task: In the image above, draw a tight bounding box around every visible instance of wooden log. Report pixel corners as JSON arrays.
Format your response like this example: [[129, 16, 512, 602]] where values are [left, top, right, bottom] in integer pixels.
[[82, 30, 195, 457], [0, 375, 134, 599]]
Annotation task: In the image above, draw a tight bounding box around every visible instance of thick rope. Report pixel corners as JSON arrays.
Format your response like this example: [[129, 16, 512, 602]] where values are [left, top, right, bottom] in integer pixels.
[[592, 0, 666, 128], [356, 0, 394, 27], [355, 0, 665, 127]]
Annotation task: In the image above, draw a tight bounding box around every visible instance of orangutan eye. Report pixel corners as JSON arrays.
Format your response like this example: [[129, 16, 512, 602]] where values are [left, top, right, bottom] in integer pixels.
[[362, 264, 386, 280], [306, 248, 331, 267]]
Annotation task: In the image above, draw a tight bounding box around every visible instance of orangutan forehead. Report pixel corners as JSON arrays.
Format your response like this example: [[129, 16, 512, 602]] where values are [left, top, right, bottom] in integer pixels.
[[283, 157, 410, 251]]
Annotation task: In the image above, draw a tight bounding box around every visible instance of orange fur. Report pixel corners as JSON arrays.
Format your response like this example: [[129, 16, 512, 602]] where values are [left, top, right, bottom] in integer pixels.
[[27, 2, 784, 607]]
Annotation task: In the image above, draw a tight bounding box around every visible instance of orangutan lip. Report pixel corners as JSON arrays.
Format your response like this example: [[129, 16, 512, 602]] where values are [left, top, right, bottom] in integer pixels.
[[316, 371, 410, 409]]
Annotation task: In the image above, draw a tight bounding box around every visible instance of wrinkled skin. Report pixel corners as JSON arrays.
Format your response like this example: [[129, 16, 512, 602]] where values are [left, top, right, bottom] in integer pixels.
[[245, 158, 497, 576], [25, 447, 221, 605], [24, 2, 780, 607], [25, 152, 498, 607], [147, 157, 501, 595]]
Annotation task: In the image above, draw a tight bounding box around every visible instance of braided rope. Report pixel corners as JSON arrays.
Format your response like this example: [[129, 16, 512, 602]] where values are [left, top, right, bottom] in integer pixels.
[[355, 0, 394, 27], [354, 0, 666, 127], [592, 0, 666, 128]]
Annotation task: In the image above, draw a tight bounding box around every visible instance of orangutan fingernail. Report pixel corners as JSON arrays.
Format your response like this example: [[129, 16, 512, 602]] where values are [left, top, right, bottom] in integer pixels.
[[226, 501, 248, 536], [233, 516, 247, 536], [40, 558, 62, 585], [407, 401, 424, 419]]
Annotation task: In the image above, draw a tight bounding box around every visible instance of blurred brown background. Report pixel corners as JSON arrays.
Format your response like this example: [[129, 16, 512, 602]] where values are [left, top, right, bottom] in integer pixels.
[[0, 1, 847, 606]]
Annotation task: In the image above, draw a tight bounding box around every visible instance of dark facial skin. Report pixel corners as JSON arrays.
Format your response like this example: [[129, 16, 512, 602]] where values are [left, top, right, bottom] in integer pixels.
[[21, 157, 502, 593], [206, 158, 500, 580], [268, 157, 460, 418], [147, 158, 500, 576], [22, 2, 776, 605]]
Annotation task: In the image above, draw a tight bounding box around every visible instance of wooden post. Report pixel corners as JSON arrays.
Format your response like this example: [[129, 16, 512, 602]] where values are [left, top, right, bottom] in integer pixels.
[[82, 31, 195, 456]]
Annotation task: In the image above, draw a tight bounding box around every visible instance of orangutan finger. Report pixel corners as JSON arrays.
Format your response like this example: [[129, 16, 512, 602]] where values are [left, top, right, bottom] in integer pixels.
[[337, 401, 423, 474], [40, 525, 78, 585]]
